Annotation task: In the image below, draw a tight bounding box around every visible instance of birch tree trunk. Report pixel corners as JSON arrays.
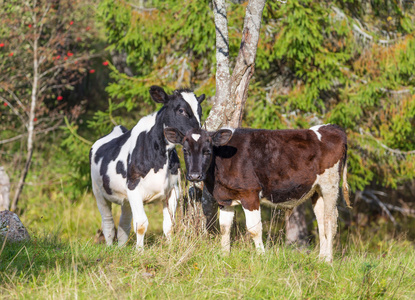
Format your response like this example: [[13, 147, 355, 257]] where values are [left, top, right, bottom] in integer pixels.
[[285, 204, 309, 247], [202, 0, 266, 231], [11, 23, 39, 212], [205, 0, 266, 131]]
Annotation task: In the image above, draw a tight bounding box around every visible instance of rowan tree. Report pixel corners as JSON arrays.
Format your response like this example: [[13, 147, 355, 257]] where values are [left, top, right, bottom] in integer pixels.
[[0, 0, 98, 210]]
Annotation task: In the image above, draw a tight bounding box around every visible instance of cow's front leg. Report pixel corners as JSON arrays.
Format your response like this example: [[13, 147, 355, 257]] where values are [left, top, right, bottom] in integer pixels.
[[243, 206, 265, 254], [219, 205, 235, 253], [163, 185, 178, 241], [127, 189, 148, 251]]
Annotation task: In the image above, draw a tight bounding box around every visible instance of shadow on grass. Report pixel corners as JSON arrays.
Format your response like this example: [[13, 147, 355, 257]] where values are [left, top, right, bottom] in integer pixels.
[[0, 229, 132, 284]]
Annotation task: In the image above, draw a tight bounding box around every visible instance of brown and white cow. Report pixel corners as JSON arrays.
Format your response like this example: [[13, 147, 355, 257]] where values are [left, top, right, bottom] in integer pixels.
[[164, 124, 350, 262]]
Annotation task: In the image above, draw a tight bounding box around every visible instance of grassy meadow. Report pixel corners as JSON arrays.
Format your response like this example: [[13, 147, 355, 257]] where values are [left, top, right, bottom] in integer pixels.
[[1, 180, 415, 299]]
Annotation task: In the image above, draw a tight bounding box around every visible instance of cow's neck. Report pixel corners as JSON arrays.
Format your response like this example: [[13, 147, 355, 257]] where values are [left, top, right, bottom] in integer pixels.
[[147, 109, 170, 157], [129, 109, 172, 177]]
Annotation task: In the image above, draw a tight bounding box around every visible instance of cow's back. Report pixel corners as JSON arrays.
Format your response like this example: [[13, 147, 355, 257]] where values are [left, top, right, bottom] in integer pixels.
[[210, 125, 347, 205], [90, 125, 131, 204]]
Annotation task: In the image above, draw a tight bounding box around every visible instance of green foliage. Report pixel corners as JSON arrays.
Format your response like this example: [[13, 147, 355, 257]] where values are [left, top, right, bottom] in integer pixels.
[[58, 0, 415, 195], [246, 1, 415, 191]]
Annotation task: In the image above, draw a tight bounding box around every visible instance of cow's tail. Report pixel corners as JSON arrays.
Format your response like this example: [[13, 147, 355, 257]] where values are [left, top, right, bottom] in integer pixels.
[[341, 148, 352, 208]]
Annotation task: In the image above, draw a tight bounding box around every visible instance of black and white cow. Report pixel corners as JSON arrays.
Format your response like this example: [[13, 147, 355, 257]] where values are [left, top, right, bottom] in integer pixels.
[[90, 86, 205, 250], [164, 124, 349, 262]]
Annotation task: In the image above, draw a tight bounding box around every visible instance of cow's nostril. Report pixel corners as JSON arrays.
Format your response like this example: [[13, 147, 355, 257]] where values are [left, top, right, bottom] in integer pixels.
[[187, 173, 202, 182]]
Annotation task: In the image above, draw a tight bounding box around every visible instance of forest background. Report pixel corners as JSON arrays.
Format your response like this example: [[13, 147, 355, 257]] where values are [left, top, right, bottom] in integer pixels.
[[1, 0, 415, 298]]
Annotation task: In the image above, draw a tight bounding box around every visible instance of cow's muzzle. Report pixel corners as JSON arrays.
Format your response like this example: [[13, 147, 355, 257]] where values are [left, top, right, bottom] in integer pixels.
[[186, 173, 204, 182]]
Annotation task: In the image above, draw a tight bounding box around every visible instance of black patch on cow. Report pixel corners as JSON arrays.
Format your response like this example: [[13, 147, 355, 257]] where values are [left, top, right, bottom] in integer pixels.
[[214, 146, 238, 159], [89, 148, 93, 165], [127, 111, 169, 190], [119, 126, 128, 133], [93, 130, 132, 195], [116, 161, 127, 178], [103, 174, 112, 195], [168, 149, 180, 175]]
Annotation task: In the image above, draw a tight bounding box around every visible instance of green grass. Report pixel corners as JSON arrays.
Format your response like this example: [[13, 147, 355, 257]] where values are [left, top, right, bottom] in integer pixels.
[[1, 192, 415, 299]]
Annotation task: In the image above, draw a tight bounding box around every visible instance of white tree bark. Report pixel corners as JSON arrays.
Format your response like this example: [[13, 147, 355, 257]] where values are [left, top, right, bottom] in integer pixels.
[[202, 0, 266, 231], [205, 0, 231, 131], [205, 0, 266, 130], [11, 18, 39, 212], [285, 204, 309, 247]]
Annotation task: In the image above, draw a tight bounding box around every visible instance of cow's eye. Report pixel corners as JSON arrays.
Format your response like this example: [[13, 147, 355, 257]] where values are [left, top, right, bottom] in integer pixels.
[[178, 108, 188, 117], [183, 148, 190, 156]]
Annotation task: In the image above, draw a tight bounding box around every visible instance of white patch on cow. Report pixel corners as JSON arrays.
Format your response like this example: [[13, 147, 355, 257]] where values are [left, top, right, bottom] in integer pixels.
[[181, 92, 200, 125], [243, 207, 265, 253], [131, 112, 157, 138], [230, 200, 241, 206], [313, 161, 340, 262], [219, 206, 235, 253], [191, 133, 201, 141], [310, 124, 329, 141]]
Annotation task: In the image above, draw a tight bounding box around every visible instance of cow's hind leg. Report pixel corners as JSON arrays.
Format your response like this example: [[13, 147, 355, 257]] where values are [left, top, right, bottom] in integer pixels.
[[163, 186, 178, 241], [219, 206, 235, 253], [243, 206, 265, 254], [94, 186, 116, 246], [315, 164, 340, 262], [312, 193, 329, 260], [118, 200, 132, 247]]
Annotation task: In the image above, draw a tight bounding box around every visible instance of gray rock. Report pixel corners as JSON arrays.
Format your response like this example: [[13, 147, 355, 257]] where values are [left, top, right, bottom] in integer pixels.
[[0, 210, 30, 242]]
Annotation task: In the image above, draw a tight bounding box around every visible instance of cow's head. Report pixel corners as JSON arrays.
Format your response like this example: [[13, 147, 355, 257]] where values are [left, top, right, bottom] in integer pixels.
[[150, 86, 205, 134], [164, 127, 233, 182]]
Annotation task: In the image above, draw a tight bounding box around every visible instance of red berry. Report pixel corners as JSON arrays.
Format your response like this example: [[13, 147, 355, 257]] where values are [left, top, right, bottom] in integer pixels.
[[34, 118, 38, 121], [3, 102, 7, 106], [89, 69, 95, 74], [64, 57, 68, 60], [0, 43, 4, 47], [103, 61, 109, 66], [28, 24, 32, 28], [56, 55, 61, 59], [9, 52, 13, 56], [57, 96, 63, 101], [67, 52, 73, 57], [69, 21, 74, 25], [86, 26, 91, 31]]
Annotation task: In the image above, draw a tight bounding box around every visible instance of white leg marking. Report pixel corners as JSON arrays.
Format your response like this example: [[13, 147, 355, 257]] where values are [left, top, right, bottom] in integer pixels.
[[312, 195, 329, 259], [219, 206, 235, 253], [127, 189, 148, 251], [93, 182, 116, 246], [118, 200, 132, 246], [316, 161, 340, 262], [163, 186, 178, 241], [243, 207, 265, 254]]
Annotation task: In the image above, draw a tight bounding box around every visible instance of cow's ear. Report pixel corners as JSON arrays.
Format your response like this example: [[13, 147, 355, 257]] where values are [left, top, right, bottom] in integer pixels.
[[164, 127, 185, 144], [196, 94, 205, 104], [211, 129, 233, 146], [150, 85, 169, 104]]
